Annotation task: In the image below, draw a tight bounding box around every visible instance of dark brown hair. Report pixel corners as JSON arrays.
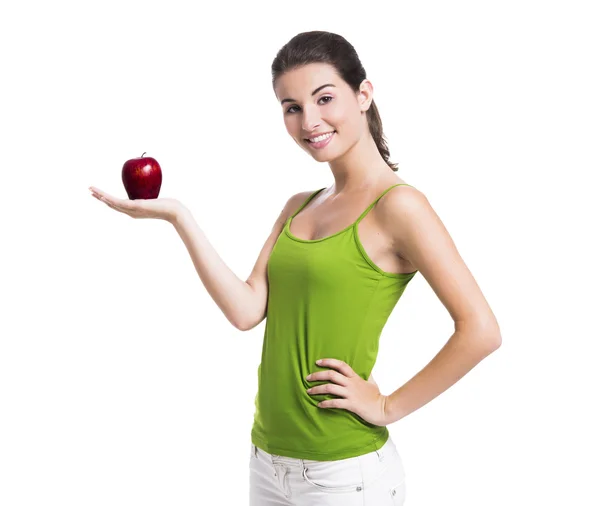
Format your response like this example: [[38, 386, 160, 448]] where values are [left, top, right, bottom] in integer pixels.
[[271, 30, 398, 172]]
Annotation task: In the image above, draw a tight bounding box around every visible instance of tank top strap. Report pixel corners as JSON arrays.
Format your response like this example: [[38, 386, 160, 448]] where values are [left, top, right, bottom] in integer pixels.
[[290, 187, 327, 219], [355, 183, 414, 224]]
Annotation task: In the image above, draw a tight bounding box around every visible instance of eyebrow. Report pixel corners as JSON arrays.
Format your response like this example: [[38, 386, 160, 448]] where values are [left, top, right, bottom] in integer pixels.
[[280, 84, 336, 105]]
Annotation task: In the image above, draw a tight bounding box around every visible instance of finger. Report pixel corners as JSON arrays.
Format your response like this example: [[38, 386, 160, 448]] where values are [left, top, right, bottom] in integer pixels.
[[101, 198, 119, 211], [95, 193, 122, 211], [316, 358, 357, 378], [91, 187, 111, 198], [90, 191, 131, 216], [317, 398, 351, 409], [92, 193, 113, 208], [105, 200, 119, 211], [90, 187, 106, 198], [307, 369, 348, 386], [92, 188, 121, 204], [307, 383, 346, 397], [97, 192, 134, 212], [90, 189, 110, 203]]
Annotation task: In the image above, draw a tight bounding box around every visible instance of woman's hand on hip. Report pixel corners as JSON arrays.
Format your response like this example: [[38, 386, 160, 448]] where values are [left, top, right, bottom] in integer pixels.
[[306, 358, 391, 427], [89, 186, 185, 223]]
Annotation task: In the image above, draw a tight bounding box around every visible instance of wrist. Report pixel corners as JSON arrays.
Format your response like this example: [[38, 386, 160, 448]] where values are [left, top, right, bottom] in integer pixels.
[[383, 394, 393, 425], [170, 205, 191, 226], [383, 391, 403, 425]]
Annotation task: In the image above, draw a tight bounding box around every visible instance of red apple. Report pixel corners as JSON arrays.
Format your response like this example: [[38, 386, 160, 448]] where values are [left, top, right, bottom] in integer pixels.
[[122, 152, 162, 199]]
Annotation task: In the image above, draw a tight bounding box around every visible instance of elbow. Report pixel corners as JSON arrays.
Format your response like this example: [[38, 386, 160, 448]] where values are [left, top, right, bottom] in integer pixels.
[[458, 318, 502, 352], [492, 329, 502, 349], [485, 317, 502, 349], [238, 307, 267, 332], [485, 332, 502, 354], [481, 322, 502, 352], [230, 313, 250, 332], [234, 314, 260, 332], [234, 318, 251, 332], [232, 303, 263, 332]]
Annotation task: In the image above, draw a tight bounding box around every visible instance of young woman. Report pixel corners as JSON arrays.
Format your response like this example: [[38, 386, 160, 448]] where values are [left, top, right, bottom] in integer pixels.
[[89, 30, 501, 506]]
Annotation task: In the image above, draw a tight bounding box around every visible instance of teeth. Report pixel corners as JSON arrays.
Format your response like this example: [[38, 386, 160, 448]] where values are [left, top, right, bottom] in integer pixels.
[[308, 132, 334, 143]]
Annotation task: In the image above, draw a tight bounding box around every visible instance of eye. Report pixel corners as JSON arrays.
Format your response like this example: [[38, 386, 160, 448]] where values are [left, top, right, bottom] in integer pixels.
[[286, 95, 333, 114]]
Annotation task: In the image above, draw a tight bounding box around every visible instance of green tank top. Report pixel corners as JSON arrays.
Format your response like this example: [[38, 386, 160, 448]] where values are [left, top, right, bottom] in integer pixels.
[[251, 183, 417, 461]]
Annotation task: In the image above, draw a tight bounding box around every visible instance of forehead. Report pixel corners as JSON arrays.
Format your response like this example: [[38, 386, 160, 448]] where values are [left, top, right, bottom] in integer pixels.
[[275, 63, 341, 99]]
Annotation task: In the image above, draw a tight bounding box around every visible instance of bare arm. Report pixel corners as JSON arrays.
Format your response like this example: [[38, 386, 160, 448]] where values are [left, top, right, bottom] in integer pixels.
[[378, 186, 501, 424], [171, 191, 312, 331], [243, 190, 314, 330]]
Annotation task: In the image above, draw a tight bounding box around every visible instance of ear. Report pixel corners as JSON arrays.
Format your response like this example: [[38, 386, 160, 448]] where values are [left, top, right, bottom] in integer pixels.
[[357, 79, 374, 112]]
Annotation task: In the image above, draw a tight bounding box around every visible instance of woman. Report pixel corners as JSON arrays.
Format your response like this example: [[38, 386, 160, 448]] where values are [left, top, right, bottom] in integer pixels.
[[89, 31, 501, 506]]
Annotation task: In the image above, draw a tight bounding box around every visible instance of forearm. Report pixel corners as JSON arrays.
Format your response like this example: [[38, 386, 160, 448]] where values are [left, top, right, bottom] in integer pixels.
[[171, 208, 255, 330], [384, 326, 500, 424]]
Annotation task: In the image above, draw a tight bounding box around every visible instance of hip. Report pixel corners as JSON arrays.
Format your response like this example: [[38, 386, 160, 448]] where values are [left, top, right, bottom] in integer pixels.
[[249, 434, 406, 505]]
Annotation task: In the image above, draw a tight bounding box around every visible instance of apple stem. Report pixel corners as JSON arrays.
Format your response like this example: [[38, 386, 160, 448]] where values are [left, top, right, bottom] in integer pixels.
[[141, 152, 146, 158]]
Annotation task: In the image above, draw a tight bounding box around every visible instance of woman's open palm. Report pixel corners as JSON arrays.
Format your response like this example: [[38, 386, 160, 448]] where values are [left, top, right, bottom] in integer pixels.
[[89, 186, 184, 223]]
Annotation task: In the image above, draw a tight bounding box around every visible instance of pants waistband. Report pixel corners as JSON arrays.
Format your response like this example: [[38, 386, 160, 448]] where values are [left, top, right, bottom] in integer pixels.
[[252, 436, 398, 467]]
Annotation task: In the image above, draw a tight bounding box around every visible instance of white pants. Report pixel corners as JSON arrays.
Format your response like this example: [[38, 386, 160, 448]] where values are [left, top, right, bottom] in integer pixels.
[[249, 436, 406, 505]]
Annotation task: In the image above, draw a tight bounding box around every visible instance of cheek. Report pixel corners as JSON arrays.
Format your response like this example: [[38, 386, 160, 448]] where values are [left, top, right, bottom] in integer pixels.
[[336, 109, 362, 136], [328, 106, 352, 130], [283, 119, 305, 147], [283, 116, 296, 135]]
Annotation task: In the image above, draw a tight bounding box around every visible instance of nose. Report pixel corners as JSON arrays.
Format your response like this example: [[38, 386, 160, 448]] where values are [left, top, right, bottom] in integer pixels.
[[301, 105, 322, 134]]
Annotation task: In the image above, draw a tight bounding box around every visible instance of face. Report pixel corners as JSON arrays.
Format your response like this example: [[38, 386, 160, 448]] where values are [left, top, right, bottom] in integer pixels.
[[274, 63, 373, 160]]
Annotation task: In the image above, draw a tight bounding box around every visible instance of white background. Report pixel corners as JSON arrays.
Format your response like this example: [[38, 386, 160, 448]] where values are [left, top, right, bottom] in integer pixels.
[[1, 1, 598, 504]]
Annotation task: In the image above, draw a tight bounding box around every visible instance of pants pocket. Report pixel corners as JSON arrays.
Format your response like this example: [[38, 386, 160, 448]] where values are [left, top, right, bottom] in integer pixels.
[[361, 447, 407, 505], [390, 479, 406, 505], [302, 457, 363, 493]]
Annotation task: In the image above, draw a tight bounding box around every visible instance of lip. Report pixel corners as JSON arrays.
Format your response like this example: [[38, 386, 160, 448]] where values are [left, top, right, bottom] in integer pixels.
[[304, 130, 336, 141], [305, 131, 335, 150]]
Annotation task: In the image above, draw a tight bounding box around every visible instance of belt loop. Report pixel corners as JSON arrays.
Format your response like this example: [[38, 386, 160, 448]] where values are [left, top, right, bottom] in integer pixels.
[[254, 444, 258, 458], [375, 447, 384, 461]]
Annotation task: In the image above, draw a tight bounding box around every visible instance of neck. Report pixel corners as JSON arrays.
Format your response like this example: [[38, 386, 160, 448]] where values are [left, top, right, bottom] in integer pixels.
[[327, 129, 391, 195]]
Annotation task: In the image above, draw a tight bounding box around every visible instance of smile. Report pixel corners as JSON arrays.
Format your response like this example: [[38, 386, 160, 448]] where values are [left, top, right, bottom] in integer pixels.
[[305, 131, 336, 149]]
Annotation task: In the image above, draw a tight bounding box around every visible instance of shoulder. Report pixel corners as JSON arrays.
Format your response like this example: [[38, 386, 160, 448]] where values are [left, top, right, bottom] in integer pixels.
[[376, 184, 500, 334], [375, 183, 426, 224], [274, 189, 320, 228], [376, 183, 440, 254], [379, 183, 428, 215], [286, 189, 319, 214]]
